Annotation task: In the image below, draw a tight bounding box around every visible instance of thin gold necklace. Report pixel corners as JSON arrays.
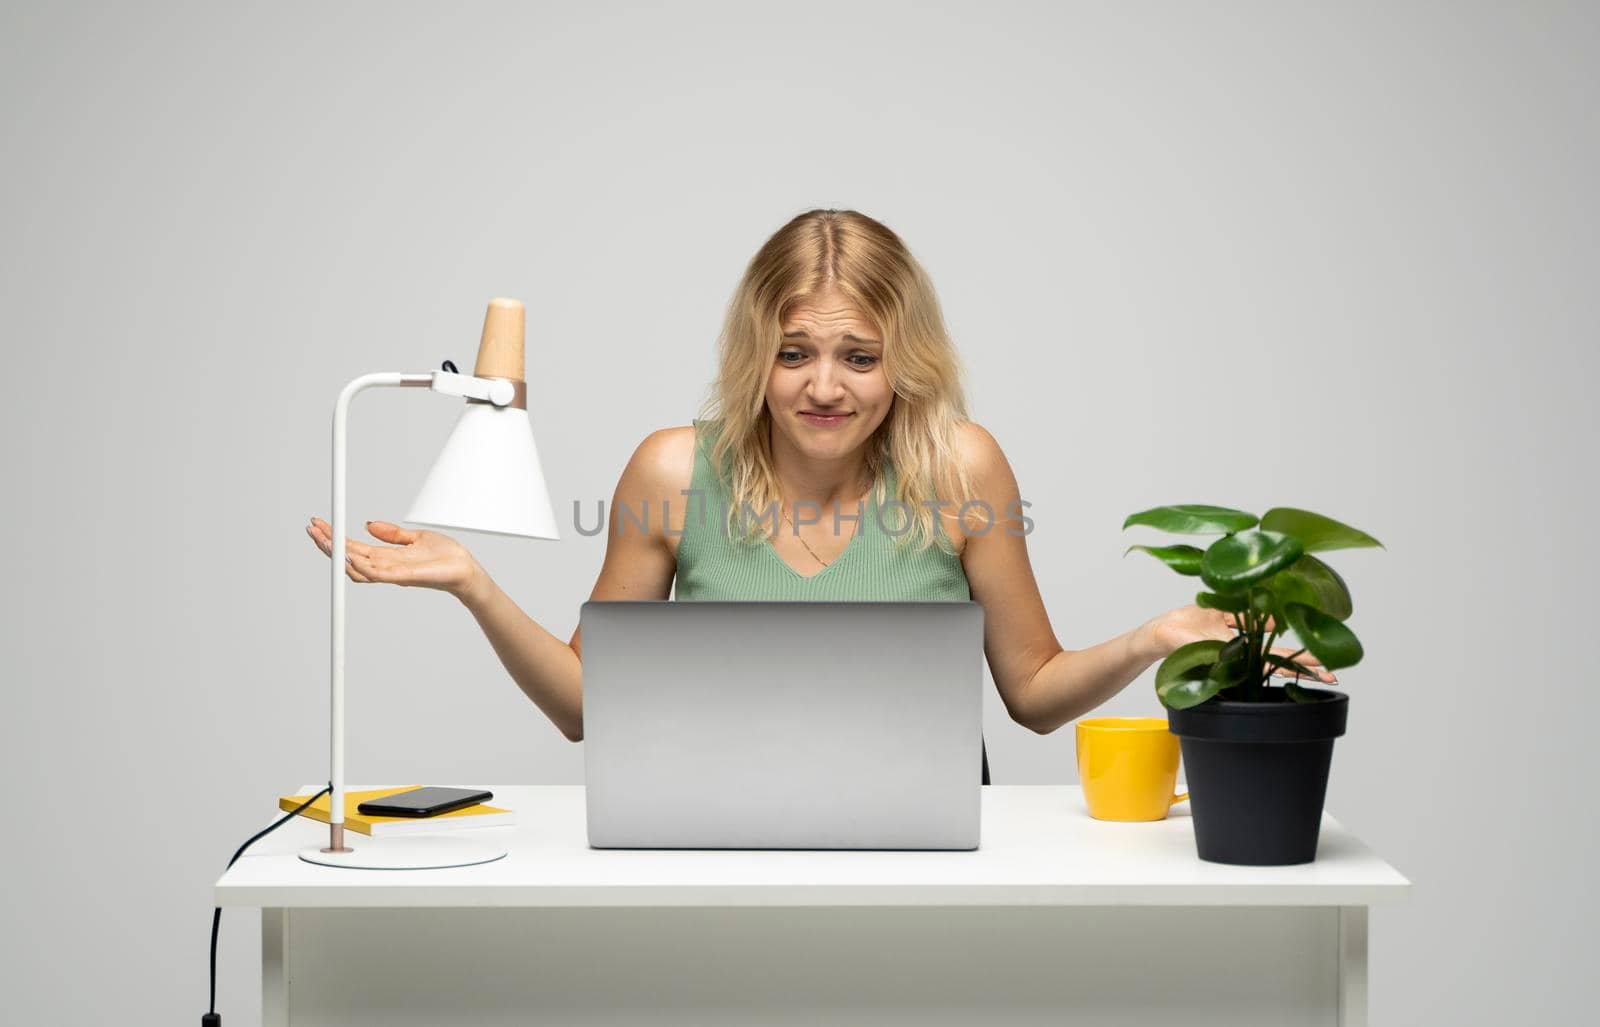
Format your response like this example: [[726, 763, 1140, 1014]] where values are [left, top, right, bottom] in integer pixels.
[[780, 476, 870, 568]]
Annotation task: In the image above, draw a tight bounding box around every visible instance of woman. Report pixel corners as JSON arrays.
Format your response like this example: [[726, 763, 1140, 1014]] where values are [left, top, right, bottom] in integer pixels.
[[307, 209, 1333, 770]]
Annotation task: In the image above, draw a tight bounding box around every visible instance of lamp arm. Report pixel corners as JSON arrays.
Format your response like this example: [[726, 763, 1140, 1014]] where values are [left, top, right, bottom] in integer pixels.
[[328, 367, 515, 852], [326, 374, 425, 851]]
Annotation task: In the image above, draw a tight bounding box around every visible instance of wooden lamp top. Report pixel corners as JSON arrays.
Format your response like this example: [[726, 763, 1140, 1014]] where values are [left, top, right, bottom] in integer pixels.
[[473, 297, 525, 382]]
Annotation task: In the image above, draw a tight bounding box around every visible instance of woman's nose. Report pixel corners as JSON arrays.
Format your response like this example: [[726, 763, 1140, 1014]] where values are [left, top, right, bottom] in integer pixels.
[[807, 363, 846, 403]]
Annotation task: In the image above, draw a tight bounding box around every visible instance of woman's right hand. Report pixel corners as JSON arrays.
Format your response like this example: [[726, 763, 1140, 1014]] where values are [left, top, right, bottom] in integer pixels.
[[306, 517, 486, 602]]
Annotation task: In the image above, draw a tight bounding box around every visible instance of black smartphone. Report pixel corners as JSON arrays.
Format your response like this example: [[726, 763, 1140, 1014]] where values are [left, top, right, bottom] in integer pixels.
[[357, 786, 494, 818]]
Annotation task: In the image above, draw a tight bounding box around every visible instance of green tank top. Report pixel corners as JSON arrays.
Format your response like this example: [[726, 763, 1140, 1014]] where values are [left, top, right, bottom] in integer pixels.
[[673, 419, 971, 602]]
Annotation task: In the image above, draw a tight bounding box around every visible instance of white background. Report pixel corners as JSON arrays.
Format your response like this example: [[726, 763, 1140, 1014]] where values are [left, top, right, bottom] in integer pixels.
[[4, 2, 1594, 1023]]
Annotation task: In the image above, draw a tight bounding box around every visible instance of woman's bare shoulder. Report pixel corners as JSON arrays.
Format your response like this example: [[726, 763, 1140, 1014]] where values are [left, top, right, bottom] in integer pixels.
[[620, 425, 697, 499], [953, 419, 1012, 484], [625, 426, 696, 553], [636, 422, 694, 476], [946, 420, 1023, 545]]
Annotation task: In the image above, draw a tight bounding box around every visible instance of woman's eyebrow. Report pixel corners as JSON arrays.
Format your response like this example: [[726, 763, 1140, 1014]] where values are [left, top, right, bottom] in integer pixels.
[[782, 330, 882, 345]]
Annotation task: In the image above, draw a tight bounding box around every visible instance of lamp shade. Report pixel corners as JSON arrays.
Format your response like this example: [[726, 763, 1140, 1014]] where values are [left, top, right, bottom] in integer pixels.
[[404, 297, 560, 540], [405, 402, 560, 539]]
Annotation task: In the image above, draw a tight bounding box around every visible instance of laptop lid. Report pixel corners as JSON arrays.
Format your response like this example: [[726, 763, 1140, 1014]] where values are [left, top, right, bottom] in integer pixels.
[[580, 601, 985, 850]]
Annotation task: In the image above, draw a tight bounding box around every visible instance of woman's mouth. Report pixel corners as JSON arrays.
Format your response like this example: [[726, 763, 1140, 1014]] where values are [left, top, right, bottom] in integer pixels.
[[799, 411, 853, 428]]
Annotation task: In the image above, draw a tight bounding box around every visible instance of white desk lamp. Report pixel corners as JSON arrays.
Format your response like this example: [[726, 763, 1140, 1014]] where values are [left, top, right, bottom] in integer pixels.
[[300, 297, 559, 870]]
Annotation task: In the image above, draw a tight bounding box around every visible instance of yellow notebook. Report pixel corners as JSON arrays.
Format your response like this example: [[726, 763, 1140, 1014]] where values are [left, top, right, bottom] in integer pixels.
[[279, 785, 515, 837]]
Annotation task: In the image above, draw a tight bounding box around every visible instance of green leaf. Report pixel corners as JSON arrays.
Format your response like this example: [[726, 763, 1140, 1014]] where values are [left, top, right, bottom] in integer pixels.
[[1196, 591, 1250, 613], [1157, 639, 1226, 682], [1200, 531, 1305, 594], [1269, 554, 1354, 621], [1123, 505, 1259, 535], [1158, 666, 1227, 709], [1282, 602, 1364, 670], [1260, 508, 1383, 553], [1155, 639, 1227, 709], [1206, 635, 1252, 693], [1124, 544, 1204, 576]]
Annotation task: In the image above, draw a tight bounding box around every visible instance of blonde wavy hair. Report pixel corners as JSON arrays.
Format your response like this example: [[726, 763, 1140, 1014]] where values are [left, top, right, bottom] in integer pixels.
[[696, 208, 975, 553]]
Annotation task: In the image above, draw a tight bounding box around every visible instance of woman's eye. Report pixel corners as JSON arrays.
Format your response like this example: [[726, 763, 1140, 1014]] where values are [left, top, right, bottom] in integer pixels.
[[778, 350, 875, 368]]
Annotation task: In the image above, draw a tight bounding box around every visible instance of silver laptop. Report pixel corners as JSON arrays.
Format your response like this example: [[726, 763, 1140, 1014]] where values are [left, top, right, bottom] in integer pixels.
[[581, 601, 984, 850]]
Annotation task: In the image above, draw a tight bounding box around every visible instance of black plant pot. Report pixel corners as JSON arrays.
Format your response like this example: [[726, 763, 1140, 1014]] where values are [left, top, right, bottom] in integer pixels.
[[1167, 689, 1348, 866]]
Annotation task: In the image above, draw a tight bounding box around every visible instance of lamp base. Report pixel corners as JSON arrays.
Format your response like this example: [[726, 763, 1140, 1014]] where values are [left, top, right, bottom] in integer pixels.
[[298, 834, 509, 870]]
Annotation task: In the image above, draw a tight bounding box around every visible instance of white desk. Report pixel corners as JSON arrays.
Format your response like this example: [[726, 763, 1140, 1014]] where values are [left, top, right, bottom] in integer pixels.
[[216, 785, 1409, 1027]]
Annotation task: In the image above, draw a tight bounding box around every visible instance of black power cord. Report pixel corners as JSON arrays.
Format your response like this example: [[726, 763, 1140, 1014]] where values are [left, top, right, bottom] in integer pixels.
[[204, 785, 331, 1026]]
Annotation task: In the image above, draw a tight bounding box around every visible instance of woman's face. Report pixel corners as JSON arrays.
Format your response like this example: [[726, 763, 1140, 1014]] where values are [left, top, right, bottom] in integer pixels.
[[765, 287, 893, 464]]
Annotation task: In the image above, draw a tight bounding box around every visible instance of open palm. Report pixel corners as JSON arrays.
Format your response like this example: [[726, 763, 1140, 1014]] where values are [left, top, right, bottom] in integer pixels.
[[306, 517, 482, 598]]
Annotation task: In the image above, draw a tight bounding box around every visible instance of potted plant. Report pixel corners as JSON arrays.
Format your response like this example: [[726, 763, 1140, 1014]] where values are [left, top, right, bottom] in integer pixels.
[[1123, 504, 1383, 866]]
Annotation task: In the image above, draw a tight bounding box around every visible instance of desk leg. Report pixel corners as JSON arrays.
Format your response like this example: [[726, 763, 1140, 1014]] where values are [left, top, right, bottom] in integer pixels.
[[1339, 906, 1368, 1027], [263, 908, 287, 1027]]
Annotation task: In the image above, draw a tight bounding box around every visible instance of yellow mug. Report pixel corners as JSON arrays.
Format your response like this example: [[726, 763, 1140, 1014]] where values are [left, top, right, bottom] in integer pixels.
[[1076, 717, 1189, 821]]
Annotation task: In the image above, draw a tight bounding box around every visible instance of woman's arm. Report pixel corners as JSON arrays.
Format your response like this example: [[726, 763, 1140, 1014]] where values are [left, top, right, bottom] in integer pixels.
[[456, 571, 588, 741], [955, 422, 1167, 735], [466, 427, 689, 742], [308, 427, 688, 743], [955, 423, 1333, 734]]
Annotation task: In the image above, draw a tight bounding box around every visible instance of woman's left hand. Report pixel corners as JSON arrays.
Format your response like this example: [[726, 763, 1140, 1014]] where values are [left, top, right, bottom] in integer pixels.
[[1141, 604, 1338, 685]]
